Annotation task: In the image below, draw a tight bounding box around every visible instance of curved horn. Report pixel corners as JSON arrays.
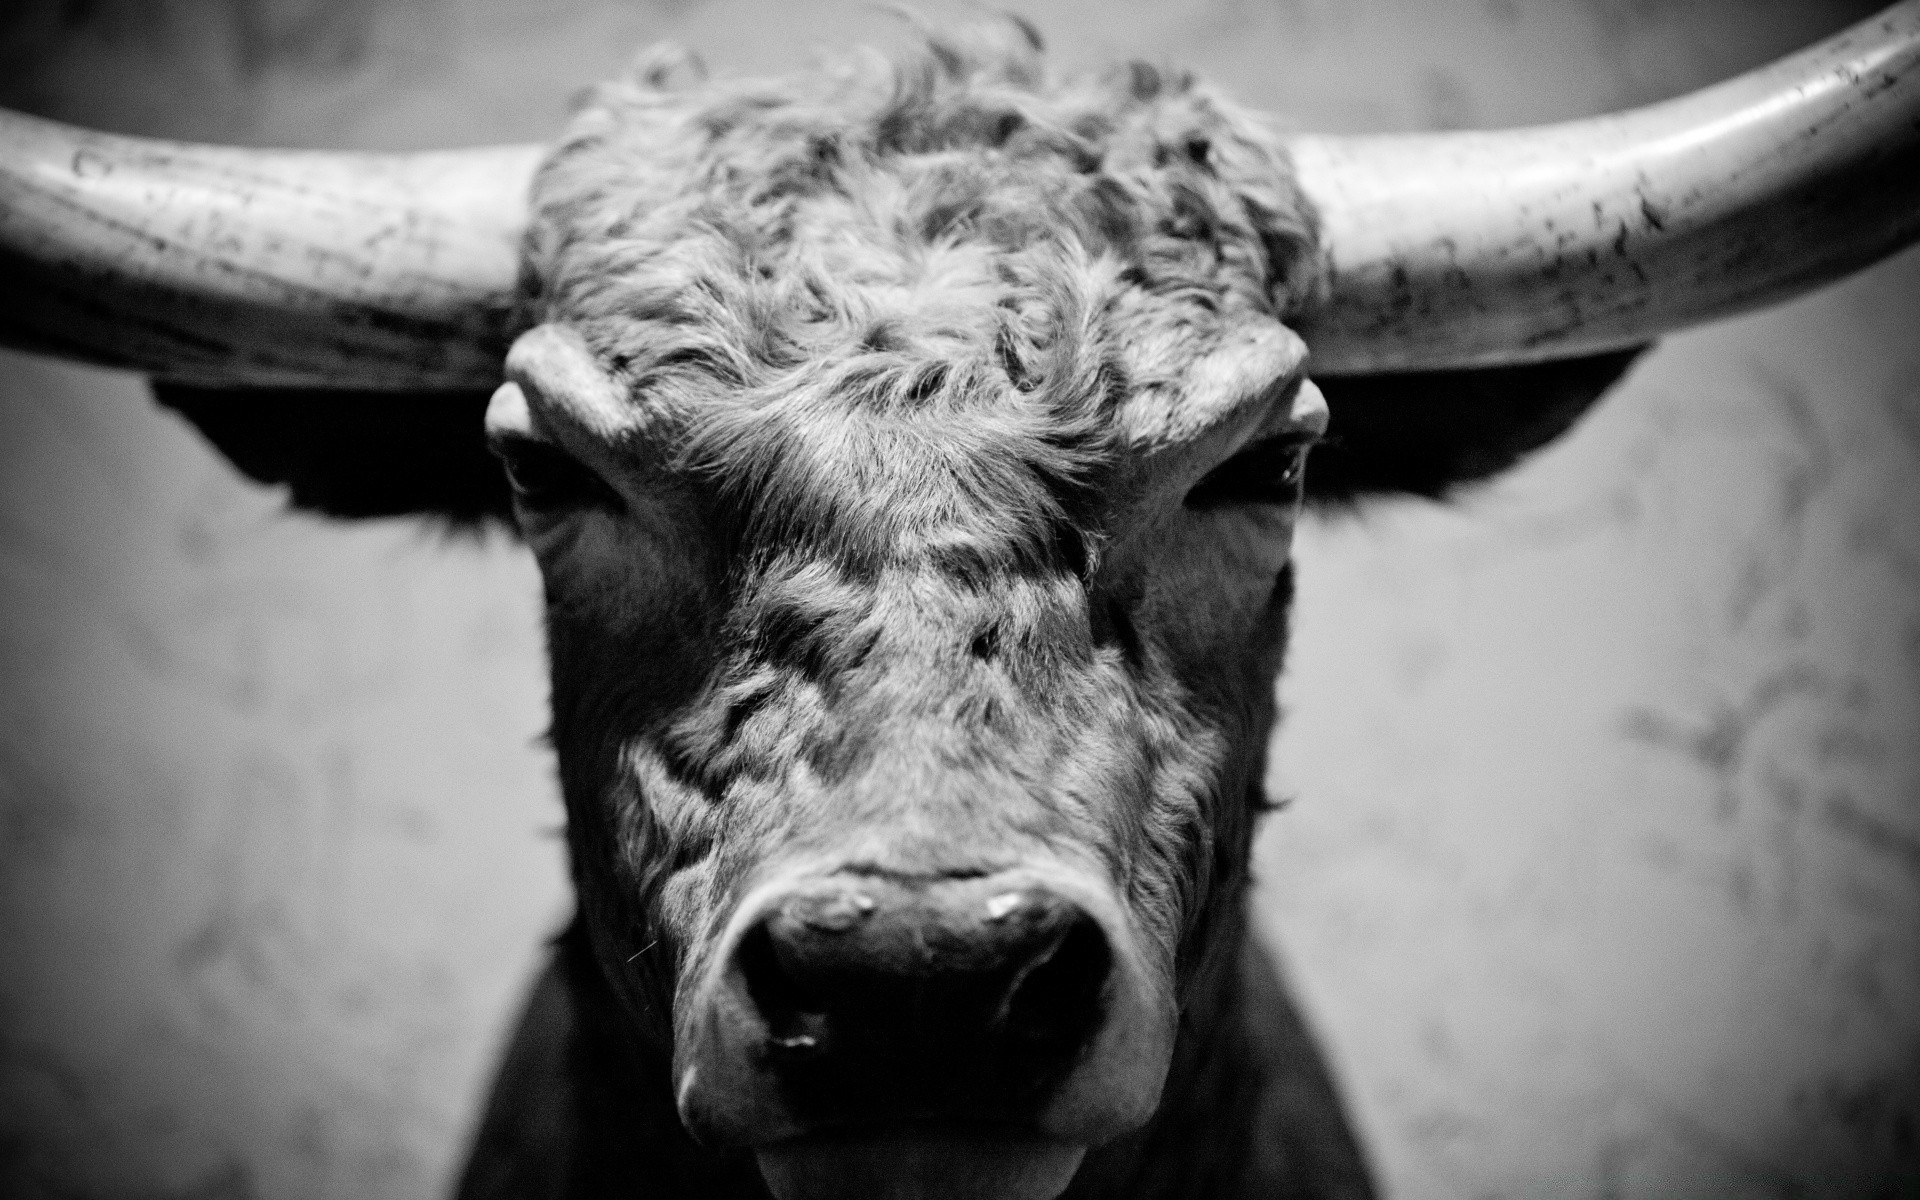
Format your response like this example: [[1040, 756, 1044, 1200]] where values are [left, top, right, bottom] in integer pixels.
[[0, 110, 541, 389], [1287, 1, 1920, 373]]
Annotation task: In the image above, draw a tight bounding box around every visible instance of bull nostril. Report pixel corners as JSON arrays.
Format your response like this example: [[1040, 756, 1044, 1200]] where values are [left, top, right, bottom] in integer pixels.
[[737, 923, 831, 1057], [1000, 916, 1110, 1049]]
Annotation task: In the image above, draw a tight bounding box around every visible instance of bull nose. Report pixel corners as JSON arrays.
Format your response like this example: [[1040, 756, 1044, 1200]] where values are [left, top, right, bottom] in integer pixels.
[[729, 876, 1112, 1121]]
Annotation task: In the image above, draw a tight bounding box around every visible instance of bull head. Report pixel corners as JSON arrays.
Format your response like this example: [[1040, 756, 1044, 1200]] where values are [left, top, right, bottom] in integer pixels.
[[3, 8, 1916, 1200]]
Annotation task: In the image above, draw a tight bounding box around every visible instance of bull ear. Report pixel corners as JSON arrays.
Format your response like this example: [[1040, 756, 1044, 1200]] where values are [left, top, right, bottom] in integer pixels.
[[1303, 346, 1645, 503], [153, 383, 513, 529]]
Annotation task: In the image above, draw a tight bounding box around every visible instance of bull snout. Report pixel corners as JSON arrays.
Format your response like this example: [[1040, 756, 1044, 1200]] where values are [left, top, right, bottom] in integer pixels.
[[740, 880, 1108, 1100], [676, 870, 1174, 1198]]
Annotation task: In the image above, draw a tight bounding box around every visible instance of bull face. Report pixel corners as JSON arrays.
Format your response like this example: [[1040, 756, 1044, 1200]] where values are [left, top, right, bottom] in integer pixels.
[[485, 30, 1325, 1197]]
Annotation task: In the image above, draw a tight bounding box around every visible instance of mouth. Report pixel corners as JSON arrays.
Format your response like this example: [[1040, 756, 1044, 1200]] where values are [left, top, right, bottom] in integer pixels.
[[752, 1124, 1088, 1200]]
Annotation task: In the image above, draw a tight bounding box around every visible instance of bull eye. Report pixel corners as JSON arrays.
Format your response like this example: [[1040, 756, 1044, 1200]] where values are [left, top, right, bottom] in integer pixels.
[[491, 435, 626, 515], [1183, 434, 1315, 510]]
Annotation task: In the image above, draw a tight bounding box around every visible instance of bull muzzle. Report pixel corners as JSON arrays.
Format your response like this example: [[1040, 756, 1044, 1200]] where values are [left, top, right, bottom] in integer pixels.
[[675, 868, 1174, 1200]]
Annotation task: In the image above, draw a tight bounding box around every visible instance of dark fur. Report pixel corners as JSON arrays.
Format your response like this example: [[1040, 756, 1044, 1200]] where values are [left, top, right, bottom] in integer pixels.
[[154, 384, 512, 527]]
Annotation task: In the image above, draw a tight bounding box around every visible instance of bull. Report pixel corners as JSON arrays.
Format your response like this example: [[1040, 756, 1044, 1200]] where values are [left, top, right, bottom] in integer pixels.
[[2, 6, 1917, 1199]]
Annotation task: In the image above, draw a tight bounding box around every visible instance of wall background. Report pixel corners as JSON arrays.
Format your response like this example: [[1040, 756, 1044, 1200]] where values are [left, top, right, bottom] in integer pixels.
[[1, 1, 1914, 1197]]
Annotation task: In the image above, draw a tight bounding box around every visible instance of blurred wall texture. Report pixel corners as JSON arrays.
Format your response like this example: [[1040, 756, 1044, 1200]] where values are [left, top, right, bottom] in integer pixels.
[[1, 2, 1914, 1198]]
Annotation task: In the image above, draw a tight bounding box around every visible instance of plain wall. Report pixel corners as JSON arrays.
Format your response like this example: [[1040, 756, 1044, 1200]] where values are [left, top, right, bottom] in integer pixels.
[[1, 1, 1914, 1197]]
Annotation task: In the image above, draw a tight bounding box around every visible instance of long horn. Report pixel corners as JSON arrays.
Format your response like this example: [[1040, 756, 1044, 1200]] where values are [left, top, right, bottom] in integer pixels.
[[1287, 1, 1920, 373], [0, 110, 541, 389]]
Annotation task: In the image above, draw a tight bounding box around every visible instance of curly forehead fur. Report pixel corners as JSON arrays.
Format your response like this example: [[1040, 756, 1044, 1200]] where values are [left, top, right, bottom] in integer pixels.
[[521, 19, 1318, 573]]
